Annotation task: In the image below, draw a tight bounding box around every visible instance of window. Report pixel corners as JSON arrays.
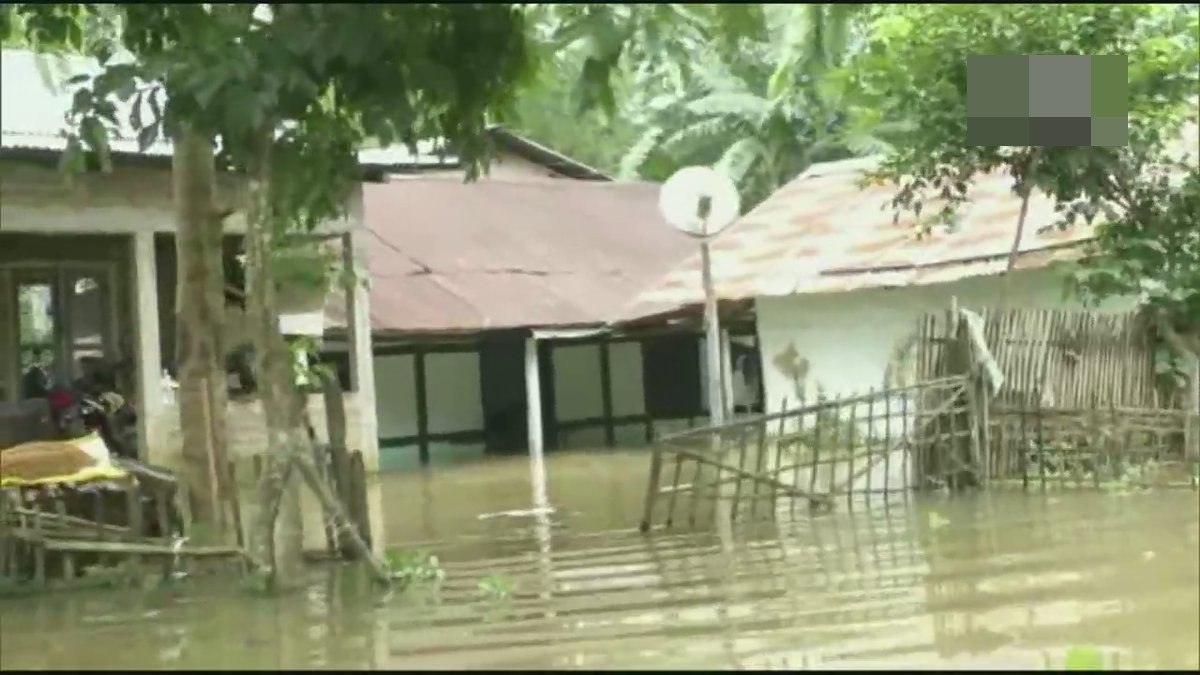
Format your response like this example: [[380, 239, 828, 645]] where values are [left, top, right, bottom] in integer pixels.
[[17, 279, 58, 400], [8, 266, 115, 402]]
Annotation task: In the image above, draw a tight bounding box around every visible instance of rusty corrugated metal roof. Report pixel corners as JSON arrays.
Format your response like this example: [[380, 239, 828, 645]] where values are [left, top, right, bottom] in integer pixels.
[[618, 155, 1101, 321], [358, 176, 697, 335]]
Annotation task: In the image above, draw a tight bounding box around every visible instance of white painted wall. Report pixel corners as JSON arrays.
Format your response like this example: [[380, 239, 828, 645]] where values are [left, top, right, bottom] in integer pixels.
[[372, 350, 487, 470], [425, 352, 484, 434], [553, 342, 637, 450], [609, 342, 646, 417], [698, 335, 761, 414], [374, 354, 418, 441], [553, 344, 604, 422], [755, 267, 1134, 411], [754, 266, 1135, 492], [370, 336, 735, 467]]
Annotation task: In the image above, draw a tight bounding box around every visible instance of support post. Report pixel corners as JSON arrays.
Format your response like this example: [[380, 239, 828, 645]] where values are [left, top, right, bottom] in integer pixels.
[[701, 239, 732, 549], [1187, 357, 1199, 460], [131, 231, 164, 465], [720, 329, 735, 418], [525, 335, 549, 507], [342, 223, 379, 472], [701, 241, 725, 427], [599, 341, 615, 447], [414, 347, 429, 465]]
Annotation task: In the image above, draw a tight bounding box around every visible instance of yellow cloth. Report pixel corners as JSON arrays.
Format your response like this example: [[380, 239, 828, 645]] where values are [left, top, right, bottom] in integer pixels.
[[0, 464, 128, 488], [0, 433, 129, 488]]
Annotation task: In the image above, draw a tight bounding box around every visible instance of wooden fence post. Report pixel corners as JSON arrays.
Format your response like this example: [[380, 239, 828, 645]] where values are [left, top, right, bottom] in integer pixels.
[[1187, 358, 1199, 460]]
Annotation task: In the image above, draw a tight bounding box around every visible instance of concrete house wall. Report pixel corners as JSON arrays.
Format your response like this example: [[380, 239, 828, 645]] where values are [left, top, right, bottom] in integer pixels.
[[753, 266, 1136, 492], [0, 158, 379, 470]]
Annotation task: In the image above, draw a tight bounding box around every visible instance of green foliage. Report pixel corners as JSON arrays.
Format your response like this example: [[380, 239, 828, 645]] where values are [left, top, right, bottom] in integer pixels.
[[845, 4, 1198, 226], [1070, 165, 1200, 360], [286, 335, 334, 391], [1064, 645, 1106, 670], [478, 572, 515, 600], [565, 4, 876, 210], [5, 3, 533, 232], [384, 549, 444, 586], [501, 12, 639, 176], [843, 4, 1199, 356]]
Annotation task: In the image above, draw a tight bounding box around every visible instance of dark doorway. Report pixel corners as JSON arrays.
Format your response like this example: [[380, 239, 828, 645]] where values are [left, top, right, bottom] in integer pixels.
[[641, 334, 704, 418], [479, 331, 528, 454]]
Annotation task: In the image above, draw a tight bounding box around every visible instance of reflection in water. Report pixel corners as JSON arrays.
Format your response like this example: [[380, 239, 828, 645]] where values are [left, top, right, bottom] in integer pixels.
[[1, 450, 1197, 670]]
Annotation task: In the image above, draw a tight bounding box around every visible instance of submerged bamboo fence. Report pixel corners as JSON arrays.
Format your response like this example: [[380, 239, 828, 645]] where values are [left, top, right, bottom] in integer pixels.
[[640, 305, 1198, 532]]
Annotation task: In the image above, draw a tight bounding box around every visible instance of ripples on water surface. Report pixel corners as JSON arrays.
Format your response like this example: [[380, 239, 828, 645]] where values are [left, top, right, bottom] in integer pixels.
[[1, 450, 1197, 670]]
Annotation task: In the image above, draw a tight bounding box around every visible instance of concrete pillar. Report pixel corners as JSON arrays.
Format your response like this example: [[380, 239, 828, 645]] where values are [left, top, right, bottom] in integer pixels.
[[130, 231, 164, 464], [720, 329, 735, 418], [343, 228, 379, 472], [523, 336, 547, 461]]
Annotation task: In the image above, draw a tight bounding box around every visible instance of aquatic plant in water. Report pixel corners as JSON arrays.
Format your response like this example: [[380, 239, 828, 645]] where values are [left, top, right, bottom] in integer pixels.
[[478, 573, 515, 600], [384, 549, 444, 587], [1063, 645, 1105, 670]]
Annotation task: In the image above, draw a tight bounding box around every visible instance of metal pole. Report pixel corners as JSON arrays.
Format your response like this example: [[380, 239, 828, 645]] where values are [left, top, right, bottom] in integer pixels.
[[701, 239, 725, 426], [703, 238, 734, 553]]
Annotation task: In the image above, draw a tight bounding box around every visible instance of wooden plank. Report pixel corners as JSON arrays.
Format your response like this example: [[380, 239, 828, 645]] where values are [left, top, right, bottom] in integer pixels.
[[124, 480, 144, 538], [639, 448, 664, 533], [37, 537, 242, 557], [731, 425, 750, 521], [883, 387, 893, 496], [414, 346, 430, 464], [809, 394, 825, 498], [664, 445, 833, 510], [656, 375, 969, 445], [54, 499, 75, 580], [322, 376, 352, 543], [749, 421, 768, 521], [846, 396, 858, 508], [865, 390, 876, 499], [663, 452, 685, 528], [7, 508, 133, 537], [788, 396, 804, 517], [348, 452, 373, 553], [599, 342, 616, 448], [775, 398, 788, 519]]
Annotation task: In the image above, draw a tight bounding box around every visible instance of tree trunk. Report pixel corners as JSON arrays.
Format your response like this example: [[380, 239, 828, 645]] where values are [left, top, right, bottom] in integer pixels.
[[240, 132, 309, 590], [172, 128, 231, 541]]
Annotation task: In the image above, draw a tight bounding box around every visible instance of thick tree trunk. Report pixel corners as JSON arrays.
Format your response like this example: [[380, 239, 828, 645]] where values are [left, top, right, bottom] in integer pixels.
[[999, 150, 1040, 314], [241, 134, 307, 590], [239, 134, 392, 590], [172, 128, 231, 540]]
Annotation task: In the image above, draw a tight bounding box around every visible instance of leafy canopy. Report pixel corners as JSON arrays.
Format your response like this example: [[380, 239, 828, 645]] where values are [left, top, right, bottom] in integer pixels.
[[841, 4, 1199, 347], [844, 4, 1197, 222], [3, 3, 534, 233]]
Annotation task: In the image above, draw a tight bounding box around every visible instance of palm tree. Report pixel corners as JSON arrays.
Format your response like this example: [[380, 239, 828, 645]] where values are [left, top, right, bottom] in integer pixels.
[[618, 4, 906, 210]]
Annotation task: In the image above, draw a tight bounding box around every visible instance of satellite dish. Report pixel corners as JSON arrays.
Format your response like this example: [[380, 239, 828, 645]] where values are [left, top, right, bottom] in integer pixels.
[[658, 166, 741, 239]]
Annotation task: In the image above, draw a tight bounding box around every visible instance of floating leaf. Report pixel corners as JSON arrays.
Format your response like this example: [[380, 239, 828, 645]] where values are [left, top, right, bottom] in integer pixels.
[[1064, 646, 1105, 671]]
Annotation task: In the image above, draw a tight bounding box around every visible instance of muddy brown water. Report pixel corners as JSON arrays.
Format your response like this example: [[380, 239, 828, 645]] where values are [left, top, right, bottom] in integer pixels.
[[1, 450, 1197, 670]]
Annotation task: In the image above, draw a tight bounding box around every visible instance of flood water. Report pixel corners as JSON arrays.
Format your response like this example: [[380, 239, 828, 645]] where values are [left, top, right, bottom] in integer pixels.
[[1, 450, 1198, 670]]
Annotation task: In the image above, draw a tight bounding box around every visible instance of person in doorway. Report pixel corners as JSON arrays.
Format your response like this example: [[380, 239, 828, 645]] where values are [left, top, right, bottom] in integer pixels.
[[21, 347, 53, 400]]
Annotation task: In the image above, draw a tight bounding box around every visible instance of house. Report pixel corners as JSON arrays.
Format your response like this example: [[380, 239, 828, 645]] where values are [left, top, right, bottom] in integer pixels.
[[620, 154, 1144, 415], [0, 48, 439, 470], [331, 174, 764, 472], [1, 48, 767, 473]]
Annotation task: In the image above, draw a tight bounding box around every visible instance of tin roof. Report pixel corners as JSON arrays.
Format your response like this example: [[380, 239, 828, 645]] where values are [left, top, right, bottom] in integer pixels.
[[357, 176, 697, 335], [618, 155, 1102, 321]]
